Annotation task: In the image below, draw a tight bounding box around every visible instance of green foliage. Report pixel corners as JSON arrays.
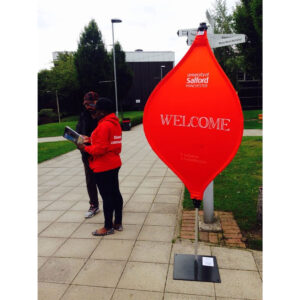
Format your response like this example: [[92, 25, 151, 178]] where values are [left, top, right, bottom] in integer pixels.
[[74, 19, 112, 98], [38, 52, 81, 116], [233, 0, 262, 79], [208, 0, 240, 88], [38, 141, 77, 163], [38, 109, 58, 125]]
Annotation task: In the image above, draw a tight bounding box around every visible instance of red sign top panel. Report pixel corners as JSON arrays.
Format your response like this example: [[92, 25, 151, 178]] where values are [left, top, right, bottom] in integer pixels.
[[143, 31, 244, 200]]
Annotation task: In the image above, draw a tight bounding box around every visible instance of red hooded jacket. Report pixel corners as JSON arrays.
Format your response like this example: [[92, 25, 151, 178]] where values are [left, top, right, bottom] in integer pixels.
[[84, 113, 122, 173]]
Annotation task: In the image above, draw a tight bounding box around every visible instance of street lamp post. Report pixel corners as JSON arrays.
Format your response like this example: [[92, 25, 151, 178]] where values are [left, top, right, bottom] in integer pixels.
[[46, 90, 61, 123], [160, 65, 165, 80], [55, 90, 61, 123], [111, 18, 122, 118]]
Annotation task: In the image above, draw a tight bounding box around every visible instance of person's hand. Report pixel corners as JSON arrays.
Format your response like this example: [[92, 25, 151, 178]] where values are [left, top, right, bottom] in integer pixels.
[[77, 143, 85, 151], [81, 135, 90, 143]]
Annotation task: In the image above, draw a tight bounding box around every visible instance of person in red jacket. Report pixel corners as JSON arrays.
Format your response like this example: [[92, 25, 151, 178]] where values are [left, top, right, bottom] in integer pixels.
[[78, 97, 123, 236]]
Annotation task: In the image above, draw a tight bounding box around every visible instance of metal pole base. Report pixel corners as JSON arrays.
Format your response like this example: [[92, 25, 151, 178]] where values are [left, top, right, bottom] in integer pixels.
[[173, 254, 221, 283]]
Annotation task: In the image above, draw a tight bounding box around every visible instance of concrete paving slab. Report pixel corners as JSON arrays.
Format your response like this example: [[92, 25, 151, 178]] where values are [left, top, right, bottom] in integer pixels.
[[38, 257, 86, 284], [103, 224, 142, 240], [69, 200, 90, 211], [129, 240, 172, 264], [112, 289, 163, 300], [123, 201, 152, 212], [56, 211, 86, 223], [138, 225, 175, 242], [38, 200, 54, 211], [154, 194, 181, 204], [211, 246, 257, 271], [165, 265, 215, 296], [73, 259, 126, 288], [45, 200, 77, 211], [129, 194, 155, 203], [38, 221, 51, 234], [164, 293, 215, 300], [38, 210, 65, 222], [144, 213, 177, 226], [38, 257, 48, 269], [71, 223, 104, 239], [53, 238, 99, 258], [150, 203, 179, 214], [135, 186, 159, 195], [91, 239, 135, 261], [252, 250, 263, 273], [40, 222, 81, 238], [38, 282, 68, 300], [61, 285, 114, 300], [157, 187, 182, 196], [38, 237, 66, 256], [215, 269, 262, 299], [117, 261, 169, 292], [122, 212, 147, 224]]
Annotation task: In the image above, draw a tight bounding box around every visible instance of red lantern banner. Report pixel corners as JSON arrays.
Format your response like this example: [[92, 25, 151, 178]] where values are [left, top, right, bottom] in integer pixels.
[[143, 27, 244, 200]]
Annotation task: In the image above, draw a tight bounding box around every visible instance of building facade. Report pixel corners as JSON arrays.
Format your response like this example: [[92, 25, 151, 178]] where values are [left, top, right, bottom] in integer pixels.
[[123, 51, 175, 111]]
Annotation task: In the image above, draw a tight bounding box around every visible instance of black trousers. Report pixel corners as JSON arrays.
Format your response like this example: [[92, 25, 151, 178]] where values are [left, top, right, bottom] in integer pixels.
[[81, 154, 99, 207], [94, 167, 123, 229]]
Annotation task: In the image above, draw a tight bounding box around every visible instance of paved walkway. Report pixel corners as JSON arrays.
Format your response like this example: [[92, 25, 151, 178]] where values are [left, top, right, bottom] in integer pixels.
[[38, 124, 262, 300]]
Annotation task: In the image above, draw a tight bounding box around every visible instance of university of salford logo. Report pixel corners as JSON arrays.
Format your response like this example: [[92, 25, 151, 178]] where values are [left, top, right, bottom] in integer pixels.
[[186, 73, 209, 88]]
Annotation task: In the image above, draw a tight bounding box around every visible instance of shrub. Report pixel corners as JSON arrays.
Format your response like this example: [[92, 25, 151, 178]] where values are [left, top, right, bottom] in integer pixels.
[[38, 109, 58, 125]]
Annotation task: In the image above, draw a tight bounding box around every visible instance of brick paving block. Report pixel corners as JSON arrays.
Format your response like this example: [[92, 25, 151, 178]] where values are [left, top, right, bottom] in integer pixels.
[[223, 228, 241, 234], [209, 233, 218, 244], [180, 234, 195, 239], [225, 238, 242, 244], [222, 225, 240, 232], [199, 232, 209, 242], [181, 230, 194, 236], [224, 233, 243, 239], [181, 226, 195, 231]]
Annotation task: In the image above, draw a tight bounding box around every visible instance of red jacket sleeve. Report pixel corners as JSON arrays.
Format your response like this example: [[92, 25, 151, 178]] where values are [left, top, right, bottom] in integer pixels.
[[84, 122, 110, 156]]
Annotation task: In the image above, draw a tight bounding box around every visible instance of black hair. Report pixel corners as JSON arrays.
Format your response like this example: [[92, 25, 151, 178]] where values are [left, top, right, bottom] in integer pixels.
[[95, 97, 114, 113]]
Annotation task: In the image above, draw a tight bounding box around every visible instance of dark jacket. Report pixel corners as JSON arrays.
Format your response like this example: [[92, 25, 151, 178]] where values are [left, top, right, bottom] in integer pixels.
[[76, 109, 99, 160]]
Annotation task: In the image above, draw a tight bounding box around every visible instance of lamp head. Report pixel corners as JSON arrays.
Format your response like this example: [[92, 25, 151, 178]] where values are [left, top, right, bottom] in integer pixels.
[[111, 19, 122, 23]]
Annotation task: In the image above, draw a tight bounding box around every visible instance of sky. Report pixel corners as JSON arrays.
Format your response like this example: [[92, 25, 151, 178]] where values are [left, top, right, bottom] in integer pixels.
[[38, 0, 240, 71]]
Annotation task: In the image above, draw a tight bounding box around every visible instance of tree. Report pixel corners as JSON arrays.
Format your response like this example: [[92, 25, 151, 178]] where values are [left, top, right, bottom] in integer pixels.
[[50, 52, 80, 114], [207, 0, 240, 88], [38, 52, 81, 115], [233, 0, 262, 80], [38, 69, 55, 111], [110, 42, 133, 114], [74, 19, 112, 98]]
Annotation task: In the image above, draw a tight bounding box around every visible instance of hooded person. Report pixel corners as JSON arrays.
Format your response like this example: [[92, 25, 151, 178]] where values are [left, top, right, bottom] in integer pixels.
[[78, 97, 124, 236], [76, 91, 100, 218]]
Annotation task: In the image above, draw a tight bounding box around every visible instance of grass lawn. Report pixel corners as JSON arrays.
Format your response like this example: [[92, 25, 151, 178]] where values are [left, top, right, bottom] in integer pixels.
[[243, 109, 262, 129], [38, 111, 144, 138], [38, 141, 77, 163], [182, 136, 262, 249]]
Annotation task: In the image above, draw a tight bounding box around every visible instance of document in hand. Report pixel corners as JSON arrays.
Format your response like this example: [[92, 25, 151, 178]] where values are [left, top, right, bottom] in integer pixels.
[[63, 126, 84, 144]]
